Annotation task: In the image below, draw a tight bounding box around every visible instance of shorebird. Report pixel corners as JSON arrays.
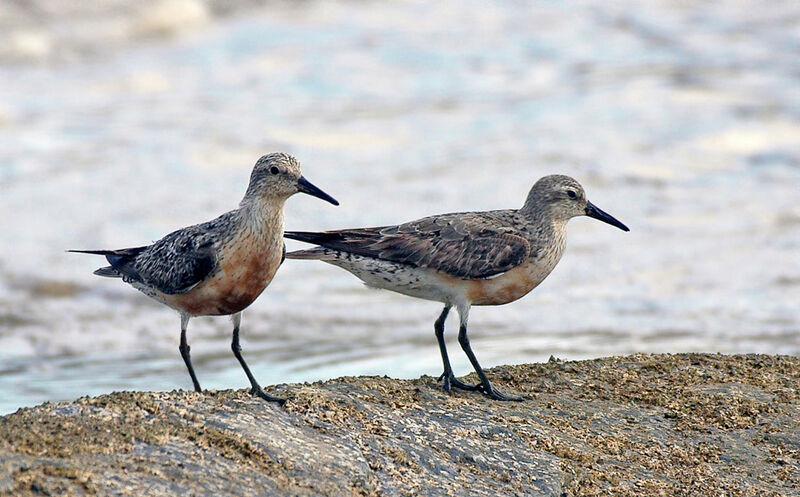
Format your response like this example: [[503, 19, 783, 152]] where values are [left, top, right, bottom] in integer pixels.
[[285, 175, 628, 401], [70, 153, 338, 404]]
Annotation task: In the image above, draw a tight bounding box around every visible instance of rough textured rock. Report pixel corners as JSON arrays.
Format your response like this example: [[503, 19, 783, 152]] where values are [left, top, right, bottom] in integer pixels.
[[1, 354, 799, 496]]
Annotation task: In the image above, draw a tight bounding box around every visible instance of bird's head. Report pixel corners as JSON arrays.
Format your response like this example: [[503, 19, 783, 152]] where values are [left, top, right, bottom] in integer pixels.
[[522, 174, 628, 231], [243, 153, 339, 206]]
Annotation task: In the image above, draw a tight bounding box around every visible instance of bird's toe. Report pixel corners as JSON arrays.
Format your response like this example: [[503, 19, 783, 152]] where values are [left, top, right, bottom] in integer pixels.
[[249, 387, 287, 405], [480, 384, 524, 401], [439, 373, 481, 393]]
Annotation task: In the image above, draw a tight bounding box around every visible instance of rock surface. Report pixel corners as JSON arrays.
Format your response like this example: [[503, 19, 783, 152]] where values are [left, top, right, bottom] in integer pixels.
[[1, 354, 799, 496]]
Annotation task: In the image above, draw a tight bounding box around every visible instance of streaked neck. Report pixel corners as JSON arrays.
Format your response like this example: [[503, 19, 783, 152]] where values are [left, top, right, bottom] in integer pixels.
[[238, 196, 285, 238]]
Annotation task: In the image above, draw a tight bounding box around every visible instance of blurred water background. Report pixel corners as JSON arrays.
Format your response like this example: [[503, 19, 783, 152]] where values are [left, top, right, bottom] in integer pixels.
[[1, 0, 799, 415]]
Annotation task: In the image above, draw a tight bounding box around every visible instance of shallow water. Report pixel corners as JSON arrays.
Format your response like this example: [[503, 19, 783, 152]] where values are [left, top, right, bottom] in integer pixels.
[[1, 0, 799, 415]]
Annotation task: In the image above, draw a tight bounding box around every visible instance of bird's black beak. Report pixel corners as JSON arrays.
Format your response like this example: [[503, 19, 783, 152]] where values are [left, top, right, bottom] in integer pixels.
[[297, 176, 339, 206], [585, 201, 629, 231]]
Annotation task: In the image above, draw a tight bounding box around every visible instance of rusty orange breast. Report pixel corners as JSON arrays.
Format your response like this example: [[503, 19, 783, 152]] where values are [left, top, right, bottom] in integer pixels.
[[465, 263, 541, 306], [163, 231, 283, 316]]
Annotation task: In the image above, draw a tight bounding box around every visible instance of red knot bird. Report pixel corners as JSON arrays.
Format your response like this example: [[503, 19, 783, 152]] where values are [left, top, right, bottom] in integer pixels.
[[70, 153, 338, 404], [285, 175, 628, 401]]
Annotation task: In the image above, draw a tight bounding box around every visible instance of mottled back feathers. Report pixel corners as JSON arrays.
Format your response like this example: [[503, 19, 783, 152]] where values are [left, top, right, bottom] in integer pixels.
[[73, 211, 243, 295], [285, 211, 532, 279]]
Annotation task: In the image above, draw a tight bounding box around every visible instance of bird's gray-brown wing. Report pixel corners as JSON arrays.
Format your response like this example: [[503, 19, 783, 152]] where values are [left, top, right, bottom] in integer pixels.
[[285, 212, 530, 279], [124, 227, 218, 294], [72, 217, 225, 294]]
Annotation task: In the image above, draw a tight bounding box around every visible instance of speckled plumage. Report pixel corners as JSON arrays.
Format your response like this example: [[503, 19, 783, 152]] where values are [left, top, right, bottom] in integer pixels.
[[285, 174, 628, 401], [103, 211, 234, 297], [71, 153, 338, 402]]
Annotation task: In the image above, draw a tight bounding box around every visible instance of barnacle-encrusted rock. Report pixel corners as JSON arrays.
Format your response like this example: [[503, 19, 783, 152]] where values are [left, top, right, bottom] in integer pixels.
[[1, 354, 799, 496]]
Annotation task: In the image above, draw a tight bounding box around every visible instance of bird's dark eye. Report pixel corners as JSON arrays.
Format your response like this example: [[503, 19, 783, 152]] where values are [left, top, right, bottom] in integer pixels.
[[269, 166, 280, 175], [567, 190, 577, 199]]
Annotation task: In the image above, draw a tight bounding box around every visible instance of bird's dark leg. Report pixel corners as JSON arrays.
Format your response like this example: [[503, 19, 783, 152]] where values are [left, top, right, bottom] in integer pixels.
[[230, 313, 285, 405], [457, 316, 523, 402], [434, 306, 480, 392], [178, 314, 202, 392]]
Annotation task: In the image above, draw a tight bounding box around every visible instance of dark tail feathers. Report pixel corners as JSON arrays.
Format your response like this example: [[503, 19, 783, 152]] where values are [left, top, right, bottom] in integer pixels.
[[93, 266, 122, 278], [69, 246, 148, 277], [68, 247, 148, 257], [284, 231, 339, 244], [68, 249, 121, 256]]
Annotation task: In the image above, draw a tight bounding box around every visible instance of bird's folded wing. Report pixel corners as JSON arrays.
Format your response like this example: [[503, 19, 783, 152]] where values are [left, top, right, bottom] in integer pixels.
[[286, 214, 530, 279], [117, 230, 218, 295]]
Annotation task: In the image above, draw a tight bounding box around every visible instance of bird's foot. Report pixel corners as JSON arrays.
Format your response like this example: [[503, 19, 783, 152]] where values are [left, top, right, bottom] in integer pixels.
[[249, 386, 287, 406], [477, 381, 524, 401], [438, 371, 481, 392]]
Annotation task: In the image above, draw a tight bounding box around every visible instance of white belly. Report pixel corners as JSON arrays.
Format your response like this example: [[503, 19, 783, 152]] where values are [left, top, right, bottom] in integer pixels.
[[327, 254, 466, 305]]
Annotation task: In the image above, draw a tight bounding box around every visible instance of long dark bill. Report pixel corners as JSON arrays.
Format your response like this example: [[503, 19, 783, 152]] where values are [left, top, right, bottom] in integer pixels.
[[297, 176, 339, 206], [585, 201, 629, 232]]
